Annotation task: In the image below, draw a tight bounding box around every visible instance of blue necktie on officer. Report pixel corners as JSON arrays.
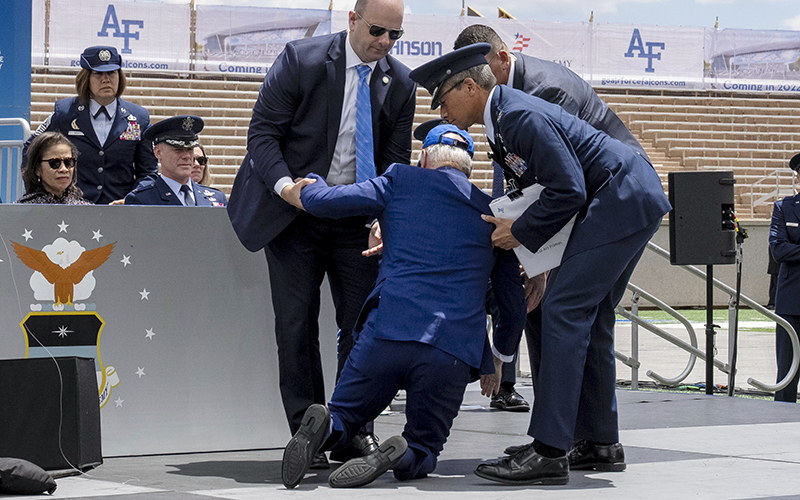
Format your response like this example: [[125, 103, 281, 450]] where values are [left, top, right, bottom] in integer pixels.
[[355, 65, 376, 183]]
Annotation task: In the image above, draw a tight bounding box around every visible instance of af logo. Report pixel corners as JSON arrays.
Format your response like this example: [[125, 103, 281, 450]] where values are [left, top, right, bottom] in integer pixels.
[[97, 4, 144, 55], [12, 225, 120, 408], [624, 28, 665, 73]]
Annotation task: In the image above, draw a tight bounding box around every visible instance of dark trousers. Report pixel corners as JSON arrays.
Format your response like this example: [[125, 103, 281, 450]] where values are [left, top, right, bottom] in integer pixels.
[[265, 212, 379, 433], [326, 330, 472, 480], [775, 314, 800, 403], [528, 220, 659, 451]]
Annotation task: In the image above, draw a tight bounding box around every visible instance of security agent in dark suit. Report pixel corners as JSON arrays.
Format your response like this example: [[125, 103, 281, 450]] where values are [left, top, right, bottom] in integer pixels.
[[226, 0, 416, 467], [410, 44, 670, 485], [279, 124, 525, 489], [454, 24, 651, 413], [769, 152, 800, 403], [23, 46, 157, 205], [124, 116, 227, 207]]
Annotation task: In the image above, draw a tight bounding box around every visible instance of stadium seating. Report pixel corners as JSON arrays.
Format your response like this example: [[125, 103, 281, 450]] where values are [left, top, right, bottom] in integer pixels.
[[30, 69, 800, 218]]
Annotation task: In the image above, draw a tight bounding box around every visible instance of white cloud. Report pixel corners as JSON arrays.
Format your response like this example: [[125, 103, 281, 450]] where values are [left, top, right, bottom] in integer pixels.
[[784, 13, 800, 30]]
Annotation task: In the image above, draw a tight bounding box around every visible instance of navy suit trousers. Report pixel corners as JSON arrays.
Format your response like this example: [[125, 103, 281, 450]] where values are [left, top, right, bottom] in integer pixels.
[[326, 329, 472, 480], [775, 315, 800, 402], [529, 218, 661, 451]]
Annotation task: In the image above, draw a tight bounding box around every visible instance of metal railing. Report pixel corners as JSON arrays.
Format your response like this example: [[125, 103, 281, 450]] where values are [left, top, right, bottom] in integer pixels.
[[749, 169, 796, 219], [616, 241, 800, 393], [0, 118, 31, 203]]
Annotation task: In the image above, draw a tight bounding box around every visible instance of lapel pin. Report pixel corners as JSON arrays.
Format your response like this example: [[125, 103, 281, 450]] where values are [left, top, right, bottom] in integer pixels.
[[382, 76, 389, 85], [71, 119, 80, 130], [78, 105, 85, 111], [120, 107, 127, 114]]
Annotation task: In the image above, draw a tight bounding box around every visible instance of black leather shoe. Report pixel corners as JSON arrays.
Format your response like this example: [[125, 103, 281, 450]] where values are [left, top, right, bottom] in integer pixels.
[[329, 433, 380, 463], [490, 387, 530, 412], [474, 443, 569, 485], [281, 404, 331, 489], [568, 440, 626, 472], [329, 435, 407, 488], [503, 443, 526, 456], [309, 452, 330, 470]]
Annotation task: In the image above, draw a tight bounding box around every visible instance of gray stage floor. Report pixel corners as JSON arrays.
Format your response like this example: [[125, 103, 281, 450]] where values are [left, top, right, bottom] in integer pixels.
[[26, 383, 800, 500]]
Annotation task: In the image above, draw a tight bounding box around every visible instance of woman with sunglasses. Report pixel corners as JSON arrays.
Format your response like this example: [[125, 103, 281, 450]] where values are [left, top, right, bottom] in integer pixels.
[[16, 132, 91, 205], [190, 144, 228, 205], [22, 45, 157, 205]]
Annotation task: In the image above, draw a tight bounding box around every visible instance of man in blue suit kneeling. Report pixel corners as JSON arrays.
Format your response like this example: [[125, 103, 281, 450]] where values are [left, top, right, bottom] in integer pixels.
[[279, 125, 526, 489]]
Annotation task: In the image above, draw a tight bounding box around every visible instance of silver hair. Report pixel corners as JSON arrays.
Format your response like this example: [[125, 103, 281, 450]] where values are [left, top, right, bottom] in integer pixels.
[[424, 143, 473, 177]]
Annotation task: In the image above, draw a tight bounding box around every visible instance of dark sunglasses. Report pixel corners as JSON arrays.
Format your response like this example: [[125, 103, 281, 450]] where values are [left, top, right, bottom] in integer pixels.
[[41, 158, 76, 169], [356, 11, 404, 40], [194, 156, 208, 166]]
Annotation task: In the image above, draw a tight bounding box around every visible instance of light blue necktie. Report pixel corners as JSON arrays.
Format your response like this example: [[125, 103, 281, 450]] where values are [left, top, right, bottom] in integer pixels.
[[355, 64, 376, 183]]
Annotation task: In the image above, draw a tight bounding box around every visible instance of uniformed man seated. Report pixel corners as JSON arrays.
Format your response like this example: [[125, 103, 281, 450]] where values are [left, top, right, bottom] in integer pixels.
[[124, 115, 227, 206]]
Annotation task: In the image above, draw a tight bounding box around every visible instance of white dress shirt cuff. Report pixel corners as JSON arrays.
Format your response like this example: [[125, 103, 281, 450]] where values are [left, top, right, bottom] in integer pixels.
[[492, 344, 515, 364], [274, 176, 294, 197]]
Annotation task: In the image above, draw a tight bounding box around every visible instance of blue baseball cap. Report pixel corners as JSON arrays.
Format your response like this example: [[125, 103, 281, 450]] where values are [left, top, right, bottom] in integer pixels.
[[80, 46, 122, 72], [409, 43, 492, 110], [423, 124, 474, 158]]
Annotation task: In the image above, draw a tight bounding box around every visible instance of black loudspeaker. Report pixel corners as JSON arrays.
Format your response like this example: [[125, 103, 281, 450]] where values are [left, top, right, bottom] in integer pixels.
[[668, 171, 737, 265], [0, 357, 102, 471]]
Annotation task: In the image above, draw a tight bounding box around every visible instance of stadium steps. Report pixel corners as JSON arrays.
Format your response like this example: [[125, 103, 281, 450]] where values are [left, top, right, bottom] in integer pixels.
[[30, 70, 800, 217]]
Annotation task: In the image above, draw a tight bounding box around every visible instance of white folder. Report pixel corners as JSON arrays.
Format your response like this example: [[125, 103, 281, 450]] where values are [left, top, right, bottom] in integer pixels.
[[489, 183, 576, 277]]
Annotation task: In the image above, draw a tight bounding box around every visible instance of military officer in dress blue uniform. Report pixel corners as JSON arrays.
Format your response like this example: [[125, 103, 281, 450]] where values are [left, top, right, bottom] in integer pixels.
[[278, 124, 525, 489], [769, 152, 800, 403], [124, 116, 227, 207], [23, 46, 157, 205], [410, 44, 671, 485]]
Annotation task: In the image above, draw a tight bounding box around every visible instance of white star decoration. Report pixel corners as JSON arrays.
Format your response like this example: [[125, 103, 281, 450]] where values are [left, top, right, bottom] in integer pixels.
[[136, 367, 145, 378], [140, 288, 150, 300], [22, 229, 32, 241], [58, 220, 69, 233], [121, 255, 131, 267], [92, 230, 103, 242], [52, 325, 73, 338], [145, 328, 155, 340], [115, 397, 124, 407]]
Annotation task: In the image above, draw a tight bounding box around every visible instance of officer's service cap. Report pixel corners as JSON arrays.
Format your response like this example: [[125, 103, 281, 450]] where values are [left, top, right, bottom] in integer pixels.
[[80, 46, 122, 72], [409, 43, 492, 110], [144, 115, 204, 149], [422, 123, 475, 158], [790, 153, 800, 172]]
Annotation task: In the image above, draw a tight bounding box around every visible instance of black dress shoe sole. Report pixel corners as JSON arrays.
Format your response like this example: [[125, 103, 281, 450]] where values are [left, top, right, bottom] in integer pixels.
[[281, 404, 330, 489], [474, 468, 569, 485], [490, 401, 531, 412], [570, 461, 626, 472], [328, 435, 407, 488]]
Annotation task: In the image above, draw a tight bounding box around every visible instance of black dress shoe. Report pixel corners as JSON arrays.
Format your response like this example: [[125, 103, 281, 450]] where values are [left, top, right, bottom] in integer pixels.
[[281, 404, 331, 489], [329, 433, 380, 463], [309, 452, 330, 470], [503, 443, 526, 456], [328, 435, 407, 488], [568, 440, 626, 472], [490, 387, 530, 412], [474, 443, 569, 485]]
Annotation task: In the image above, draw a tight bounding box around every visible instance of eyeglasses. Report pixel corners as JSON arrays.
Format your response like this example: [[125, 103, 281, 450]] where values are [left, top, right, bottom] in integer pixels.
[[436, 78, 465, 107], [41, 158, 76, 170], [194, 156, 208, 166], [356, 11, 404, 40]]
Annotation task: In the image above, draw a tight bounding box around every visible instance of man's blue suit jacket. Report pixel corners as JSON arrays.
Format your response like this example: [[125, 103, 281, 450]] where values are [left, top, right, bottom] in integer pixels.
[[512, 53, 648, 160], [490, 86, 671, 258], [227, 31, 417, 252], [24, 96, 158, 204], [300, 163, 524, 370], [124, 176, 228, 206], [770, 192, 800, 316]]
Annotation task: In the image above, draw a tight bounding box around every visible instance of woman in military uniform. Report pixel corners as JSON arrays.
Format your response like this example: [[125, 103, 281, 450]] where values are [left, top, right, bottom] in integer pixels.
[[23, 45, 157, 204]]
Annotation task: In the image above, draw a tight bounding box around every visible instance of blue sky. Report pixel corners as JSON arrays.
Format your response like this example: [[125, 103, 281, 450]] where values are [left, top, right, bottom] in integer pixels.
[[181, 0, 800, 31]]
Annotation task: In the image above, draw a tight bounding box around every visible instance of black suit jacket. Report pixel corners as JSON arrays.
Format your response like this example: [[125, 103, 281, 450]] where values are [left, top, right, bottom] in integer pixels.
[[513, 53, 648, 160], [227, 31, 417, 252]]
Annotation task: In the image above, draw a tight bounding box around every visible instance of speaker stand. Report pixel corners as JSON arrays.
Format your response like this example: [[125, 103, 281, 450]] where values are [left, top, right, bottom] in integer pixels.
[[705, 265, 716, 395]]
